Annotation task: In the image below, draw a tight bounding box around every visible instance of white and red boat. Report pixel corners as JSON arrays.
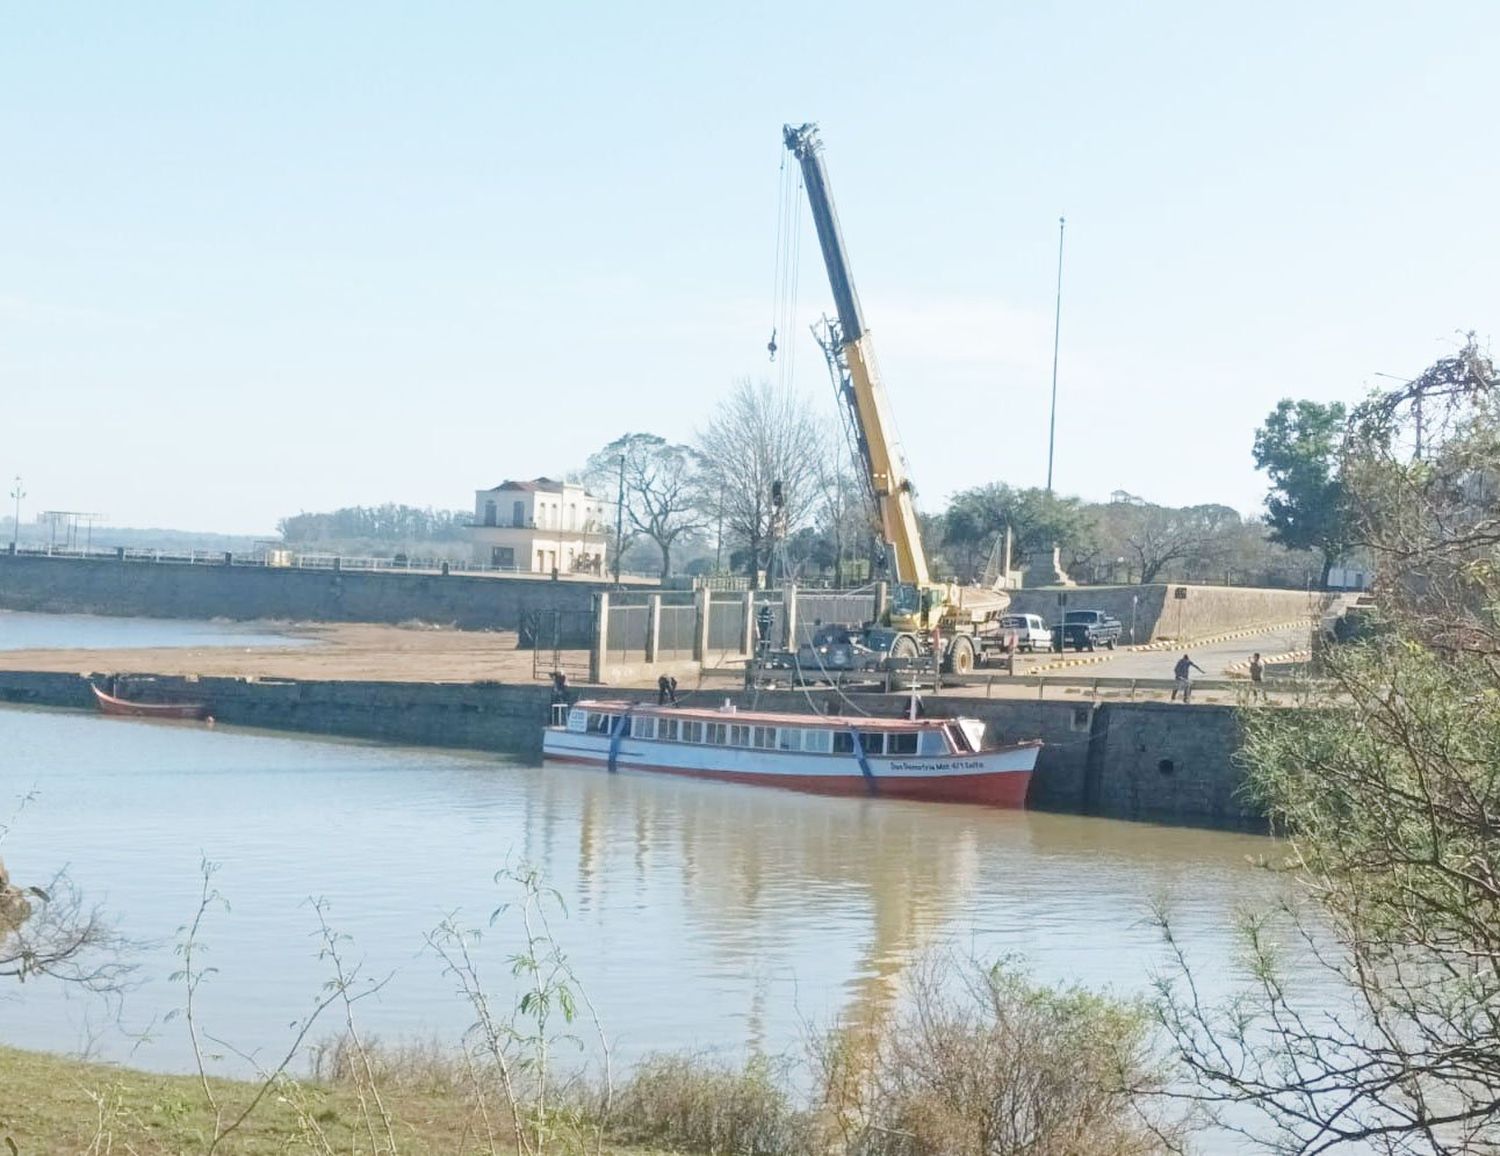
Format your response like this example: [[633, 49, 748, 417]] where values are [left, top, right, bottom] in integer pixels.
[[543, 699, 1040, 808]]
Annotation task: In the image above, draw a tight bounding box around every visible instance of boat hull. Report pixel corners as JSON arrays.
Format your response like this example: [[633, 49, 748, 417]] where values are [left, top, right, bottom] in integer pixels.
[[542, 732, 1036, 808], [91, 684, 209, 721]]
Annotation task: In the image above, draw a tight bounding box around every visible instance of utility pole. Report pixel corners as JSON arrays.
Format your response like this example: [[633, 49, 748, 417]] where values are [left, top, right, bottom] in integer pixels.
[[8, 476, 22, 551], [612, 453, 625, 587], [1045, 216, 1066, 494]]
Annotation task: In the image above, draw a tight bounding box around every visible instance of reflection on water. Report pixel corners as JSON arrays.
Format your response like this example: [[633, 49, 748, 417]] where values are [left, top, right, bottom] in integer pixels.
[[0, 610, 304, 651], [0, 705, 1304, 1083]]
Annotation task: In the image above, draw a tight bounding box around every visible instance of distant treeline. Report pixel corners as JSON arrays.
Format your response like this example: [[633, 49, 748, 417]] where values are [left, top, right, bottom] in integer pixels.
[[277, 505, 471, 546]]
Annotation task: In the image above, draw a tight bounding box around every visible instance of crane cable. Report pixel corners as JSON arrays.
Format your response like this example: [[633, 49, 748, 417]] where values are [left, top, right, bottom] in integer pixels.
[[767, 149, 787, 363]]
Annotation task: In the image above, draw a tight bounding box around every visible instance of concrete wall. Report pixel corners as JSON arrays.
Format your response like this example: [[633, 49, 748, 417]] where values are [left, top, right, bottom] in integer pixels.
[[0, 670, 556, 760], [0, 673, 1261, 830], [1007, 583, 1320, 644], [0, 553, 610, 634]]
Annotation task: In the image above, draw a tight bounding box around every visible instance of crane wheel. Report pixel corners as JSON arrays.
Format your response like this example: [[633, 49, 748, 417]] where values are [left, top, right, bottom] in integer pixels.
[[947, 636, 976, 675], [890, 635, 920, 663]]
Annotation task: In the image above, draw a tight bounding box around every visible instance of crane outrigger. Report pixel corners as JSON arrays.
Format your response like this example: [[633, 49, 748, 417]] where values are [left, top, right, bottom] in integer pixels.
[[783, 123, 1013, 674]]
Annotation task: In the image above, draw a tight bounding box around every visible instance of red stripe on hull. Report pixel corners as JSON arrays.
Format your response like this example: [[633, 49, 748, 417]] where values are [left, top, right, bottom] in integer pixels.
[[545, 755, 1031, 809]]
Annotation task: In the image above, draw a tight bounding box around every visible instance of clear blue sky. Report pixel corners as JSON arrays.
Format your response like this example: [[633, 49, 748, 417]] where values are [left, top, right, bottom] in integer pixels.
[[2, 2, 1496, 534]]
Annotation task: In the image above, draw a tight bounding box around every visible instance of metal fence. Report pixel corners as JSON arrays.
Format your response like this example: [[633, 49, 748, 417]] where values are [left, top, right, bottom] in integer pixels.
[[794, 591, 879, 643]]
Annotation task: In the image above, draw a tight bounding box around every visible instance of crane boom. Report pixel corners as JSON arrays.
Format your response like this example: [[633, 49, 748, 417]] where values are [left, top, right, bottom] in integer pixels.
[[783, 123, 931, 590]]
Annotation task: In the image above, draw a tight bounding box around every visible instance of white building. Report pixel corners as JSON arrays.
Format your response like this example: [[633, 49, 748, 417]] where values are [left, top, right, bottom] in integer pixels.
[[470, 478, 610, 575]]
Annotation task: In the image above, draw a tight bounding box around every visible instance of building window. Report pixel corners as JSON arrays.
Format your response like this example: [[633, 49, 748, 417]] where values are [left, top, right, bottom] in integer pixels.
[[491, 546, 515, 568], [569, 503, 577, 530], [512, 500, 526, 528], [484, 500, 497, 526]]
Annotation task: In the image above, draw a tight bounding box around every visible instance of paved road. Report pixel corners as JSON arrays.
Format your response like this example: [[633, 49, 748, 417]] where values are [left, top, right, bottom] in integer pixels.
[[1020, 623, 1314, 680]]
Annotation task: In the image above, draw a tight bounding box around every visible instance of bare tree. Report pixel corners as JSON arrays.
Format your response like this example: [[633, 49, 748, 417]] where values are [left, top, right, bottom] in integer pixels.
[[695, 380, 823, 587], [584, 433, 703, 581], [1, 799, 132, 992]]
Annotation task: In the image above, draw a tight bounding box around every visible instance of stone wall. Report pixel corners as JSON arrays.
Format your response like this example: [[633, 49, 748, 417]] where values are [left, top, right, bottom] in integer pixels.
[[0, 672, 1260, 830], [0, 553, 608, 635], [1007, 583, 1321, 644]]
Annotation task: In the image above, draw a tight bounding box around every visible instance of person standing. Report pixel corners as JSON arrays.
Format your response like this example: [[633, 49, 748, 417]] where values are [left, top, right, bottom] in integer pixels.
[[1248, 652, 1265, 699], [1172, 653, 1205, 703]]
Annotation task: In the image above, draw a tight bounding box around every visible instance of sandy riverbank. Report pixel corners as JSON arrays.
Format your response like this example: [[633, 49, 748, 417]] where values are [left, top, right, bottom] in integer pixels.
[[0, 621, 573, 684]]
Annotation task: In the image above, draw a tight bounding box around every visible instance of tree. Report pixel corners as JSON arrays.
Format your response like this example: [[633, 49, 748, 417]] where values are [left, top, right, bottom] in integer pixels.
[[2, 800, 131, 992], [1252, 399, 1350, 587], [584, 433, 703, 581], [1093, 502, 1242, 584], [694, 380, 823, 588], [943, 484, 1096, 578], [1157, 339, 1500, 1153]]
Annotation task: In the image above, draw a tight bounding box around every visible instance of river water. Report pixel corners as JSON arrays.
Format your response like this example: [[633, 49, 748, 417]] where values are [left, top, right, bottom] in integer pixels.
[[0, 610, 304, 651], [0, 703, 1323, 1090]]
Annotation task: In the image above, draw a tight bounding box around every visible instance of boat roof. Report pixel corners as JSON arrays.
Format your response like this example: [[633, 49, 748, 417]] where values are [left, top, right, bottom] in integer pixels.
[[569, 698, 969, 731]]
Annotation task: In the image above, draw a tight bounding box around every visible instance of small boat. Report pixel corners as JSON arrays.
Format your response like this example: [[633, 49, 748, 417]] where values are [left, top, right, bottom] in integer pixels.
[[543, 699, 1040, 808], [91, 683, 210, 721]]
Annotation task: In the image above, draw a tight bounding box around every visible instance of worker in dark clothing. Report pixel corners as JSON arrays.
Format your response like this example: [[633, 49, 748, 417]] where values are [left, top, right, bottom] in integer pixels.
[[550, 671, 571, 705], [756, 603, 774, 647], [656, 674, 679, 706], [1172, 654, 1205, 703]]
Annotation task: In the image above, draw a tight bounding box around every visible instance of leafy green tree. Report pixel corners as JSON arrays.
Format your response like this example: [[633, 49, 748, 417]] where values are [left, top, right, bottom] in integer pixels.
[[584, 433, 702, 581], [1157, 340, 1500, 1153], [942, 484, 1095, 578], [1252, 399, 1350, 587]]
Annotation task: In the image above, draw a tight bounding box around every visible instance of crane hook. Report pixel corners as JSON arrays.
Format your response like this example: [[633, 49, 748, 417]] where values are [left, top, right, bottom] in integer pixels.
[[766, 328, 778, 362]]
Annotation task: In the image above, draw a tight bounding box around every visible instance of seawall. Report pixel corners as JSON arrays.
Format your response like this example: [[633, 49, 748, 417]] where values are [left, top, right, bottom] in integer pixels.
[[1007, 583, 1319, 644], [0, 553, 605, 634], [0, 671, 1260, 829]]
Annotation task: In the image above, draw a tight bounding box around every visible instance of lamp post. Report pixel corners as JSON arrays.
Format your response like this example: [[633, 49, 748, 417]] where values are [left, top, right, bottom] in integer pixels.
[[611, 453, 625, 587], [8, 476, 23, 552], [1045, 216, 1066, 494]]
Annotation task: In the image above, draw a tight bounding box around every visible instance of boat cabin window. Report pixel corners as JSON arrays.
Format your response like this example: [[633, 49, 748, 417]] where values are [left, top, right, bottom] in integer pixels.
[[918, 731, 948, 755], [662, 719, 679, 741], [888, 732, 919, 756], [947, 723, 974, 752], [730, 724, 751, 747], [803, 729, 832, 754], [683, 721, 703, 743], [587, 712, 615, 734], [859, 732, 886, 756], [706, 723, 727, 745], [753, 726, 776, 749], [833, 732, 854, 755], [636, 717, 656, 739], [567, 709, 587, 733], [777, 728, 802, 752]]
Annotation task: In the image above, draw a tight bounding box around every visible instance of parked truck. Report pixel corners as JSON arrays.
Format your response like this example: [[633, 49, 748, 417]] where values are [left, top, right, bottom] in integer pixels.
[[1052, 610, 1123, 652]]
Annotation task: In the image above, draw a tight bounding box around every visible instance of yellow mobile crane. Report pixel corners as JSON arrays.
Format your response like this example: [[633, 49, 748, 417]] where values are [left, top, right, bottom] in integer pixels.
[[784, 123, 1013, 674]]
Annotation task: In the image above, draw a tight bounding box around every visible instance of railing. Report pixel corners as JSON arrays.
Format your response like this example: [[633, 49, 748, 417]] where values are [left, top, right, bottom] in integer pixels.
[[1, 544, 661, 581]]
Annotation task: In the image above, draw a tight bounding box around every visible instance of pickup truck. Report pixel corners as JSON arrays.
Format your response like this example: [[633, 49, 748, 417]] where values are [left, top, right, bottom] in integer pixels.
[[1052, 609, 1123, 652], [998, 613, 1052, 653]]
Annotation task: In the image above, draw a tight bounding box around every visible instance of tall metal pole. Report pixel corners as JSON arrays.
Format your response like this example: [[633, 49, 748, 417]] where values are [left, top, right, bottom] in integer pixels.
[[612, 454, 625, 587], [1045, 216, 1066, 494], [9, 476, 22, 551]]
